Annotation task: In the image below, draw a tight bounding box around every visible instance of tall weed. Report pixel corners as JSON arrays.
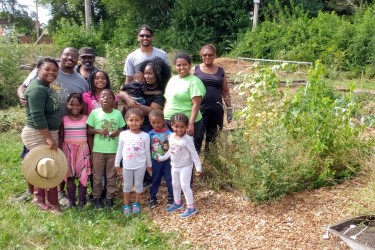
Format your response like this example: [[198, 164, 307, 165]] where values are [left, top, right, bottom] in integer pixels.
[[205, 62, 373, 201]]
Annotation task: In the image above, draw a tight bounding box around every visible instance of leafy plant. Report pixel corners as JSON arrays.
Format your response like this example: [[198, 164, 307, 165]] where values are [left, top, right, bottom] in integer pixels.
[[205, 61, 373, 201]]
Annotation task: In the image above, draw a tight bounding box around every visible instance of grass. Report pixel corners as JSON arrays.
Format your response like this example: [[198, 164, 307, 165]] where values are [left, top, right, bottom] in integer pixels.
[[0, 132, 177, 249]]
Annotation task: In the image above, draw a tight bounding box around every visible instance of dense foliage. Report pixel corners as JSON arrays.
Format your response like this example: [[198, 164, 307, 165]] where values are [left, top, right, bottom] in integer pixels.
[[232, 3, 375, 77], [205, 62, 373, 201]]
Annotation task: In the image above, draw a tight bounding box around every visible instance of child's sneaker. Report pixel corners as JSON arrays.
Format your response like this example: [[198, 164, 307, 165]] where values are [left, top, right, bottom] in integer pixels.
[[181, 207, 197, 218], [122, 205, 131, 216], [166, 202, 183, 212], [149, 199, 158, 209], [132, 202, 141, 214]]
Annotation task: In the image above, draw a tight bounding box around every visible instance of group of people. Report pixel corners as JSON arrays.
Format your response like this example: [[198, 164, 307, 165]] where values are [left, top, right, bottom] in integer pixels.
[[17, 24, 232, 218]]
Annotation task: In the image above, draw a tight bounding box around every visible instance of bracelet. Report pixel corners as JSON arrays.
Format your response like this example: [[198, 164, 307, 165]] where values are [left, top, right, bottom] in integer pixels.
[[227, 107, 233, 110]]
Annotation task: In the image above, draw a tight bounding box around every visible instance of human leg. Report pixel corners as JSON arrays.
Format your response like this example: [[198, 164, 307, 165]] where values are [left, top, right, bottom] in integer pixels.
[[47, 187, 61, 213], [180, 166, 194, 205], [204, 108, 224, 151], [92, 153, 105, 208], [195, 109, 208, 153], [66, 177, 76, 207], [162, 159, 173, 200], [150, 159, 163, 201]]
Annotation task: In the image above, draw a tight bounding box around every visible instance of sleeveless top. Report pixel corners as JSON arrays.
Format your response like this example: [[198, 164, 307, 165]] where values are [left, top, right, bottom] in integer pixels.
[[194, 65, 225, 110], [63, 115, 88, 144]]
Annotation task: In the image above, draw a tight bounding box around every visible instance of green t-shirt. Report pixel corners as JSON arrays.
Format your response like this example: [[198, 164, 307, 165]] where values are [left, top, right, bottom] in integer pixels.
[[164, 74, 206, 121], [86, 109, 126, 153]]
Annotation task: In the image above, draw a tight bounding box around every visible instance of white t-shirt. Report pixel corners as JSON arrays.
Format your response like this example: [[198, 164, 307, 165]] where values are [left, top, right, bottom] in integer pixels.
[[123, 47, 169, 76]]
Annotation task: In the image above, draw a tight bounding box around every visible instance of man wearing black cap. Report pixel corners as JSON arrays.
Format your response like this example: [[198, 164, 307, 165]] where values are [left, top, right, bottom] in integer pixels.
[[75, 47, 100, 87]]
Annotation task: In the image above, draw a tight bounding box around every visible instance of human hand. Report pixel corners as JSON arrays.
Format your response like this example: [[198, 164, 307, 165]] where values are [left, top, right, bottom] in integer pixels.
[[147, 166, 152, 174], [227, 107, 233, 123], [99, 129, 109, 136], [46, 138, 57, 150], [115, 166, 122, 175], [126, 98, 137, 109], [19, 95, 27, 106], [109, 130, 120, 138], [187, 123, 194, 136]]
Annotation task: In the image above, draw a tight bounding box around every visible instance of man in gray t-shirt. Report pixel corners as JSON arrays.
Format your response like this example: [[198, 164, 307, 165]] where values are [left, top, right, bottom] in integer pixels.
[[18, 47, 89, 116], [123, 25, 169, 84]]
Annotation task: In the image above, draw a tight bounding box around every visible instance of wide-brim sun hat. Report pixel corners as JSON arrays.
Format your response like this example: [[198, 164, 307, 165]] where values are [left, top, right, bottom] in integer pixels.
[[22, 145, 68, 189]]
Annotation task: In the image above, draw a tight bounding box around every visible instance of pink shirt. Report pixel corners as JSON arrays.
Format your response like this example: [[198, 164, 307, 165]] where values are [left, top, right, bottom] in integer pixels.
[[82, 92, 118, 115]]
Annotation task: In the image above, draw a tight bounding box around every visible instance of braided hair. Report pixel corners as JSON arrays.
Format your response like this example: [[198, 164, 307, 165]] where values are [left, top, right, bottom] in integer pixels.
[[139, 57, 171, 93], [170, 113, 189, 126]]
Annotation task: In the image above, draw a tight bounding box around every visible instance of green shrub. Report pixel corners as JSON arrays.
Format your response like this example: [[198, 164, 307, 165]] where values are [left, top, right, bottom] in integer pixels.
[[0, 106, 25, 133], [102, 45, 131, 91], [52, 18, 106, 56], [205, 62, 373, 201]]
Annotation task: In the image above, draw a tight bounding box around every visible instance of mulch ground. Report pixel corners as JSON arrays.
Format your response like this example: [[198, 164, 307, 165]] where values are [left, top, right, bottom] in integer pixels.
[[140, 178, 374, 249]]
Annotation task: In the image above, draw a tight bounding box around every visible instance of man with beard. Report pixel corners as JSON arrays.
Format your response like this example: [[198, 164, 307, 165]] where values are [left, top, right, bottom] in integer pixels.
[[123, 24, 169, 84], [75, 47, 99, 86], [15, 47, 89, 204]]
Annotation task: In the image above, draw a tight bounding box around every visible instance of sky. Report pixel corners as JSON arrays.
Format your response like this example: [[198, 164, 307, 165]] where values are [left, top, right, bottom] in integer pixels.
[[17, 0, 51, 25]]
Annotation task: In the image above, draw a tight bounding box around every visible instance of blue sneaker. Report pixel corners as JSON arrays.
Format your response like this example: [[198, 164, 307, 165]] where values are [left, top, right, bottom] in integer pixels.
[[166, 202, 183, 212], [132, 202, 141, 214], [181, 207, 197, 218], [122, 205, 131, 216]]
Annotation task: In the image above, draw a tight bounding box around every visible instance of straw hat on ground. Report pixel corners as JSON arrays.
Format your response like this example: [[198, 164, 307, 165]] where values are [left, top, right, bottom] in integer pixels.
[[22, 145, 68, 189]]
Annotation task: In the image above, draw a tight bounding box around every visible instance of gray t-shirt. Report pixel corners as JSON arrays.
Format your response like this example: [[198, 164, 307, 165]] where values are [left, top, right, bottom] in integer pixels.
[[24, 68, 89, 116], [123, 47, 169, 76]]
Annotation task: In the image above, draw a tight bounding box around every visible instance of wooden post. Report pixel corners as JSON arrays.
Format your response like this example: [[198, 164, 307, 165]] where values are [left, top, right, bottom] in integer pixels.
[[85, 0, 92, 29], [35, 0, 40, 40], [252, 0, 260, 31]]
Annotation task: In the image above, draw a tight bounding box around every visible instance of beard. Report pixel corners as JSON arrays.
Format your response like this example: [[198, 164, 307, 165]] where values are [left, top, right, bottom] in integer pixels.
[[83, 62, 93, 69]]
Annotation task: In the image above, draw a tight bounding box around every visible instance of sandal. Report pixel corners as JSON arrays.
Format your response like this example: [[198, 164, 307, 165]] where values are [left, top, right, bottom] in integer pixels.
[[122, 205, 131, 216], [132, 202, 141, 214]]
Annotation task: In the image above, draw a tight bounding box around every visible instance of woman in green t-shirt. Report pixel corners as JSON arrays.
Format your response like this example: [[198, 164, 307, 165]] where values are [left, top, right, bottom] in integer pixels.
[[164, 52, 206, 151]]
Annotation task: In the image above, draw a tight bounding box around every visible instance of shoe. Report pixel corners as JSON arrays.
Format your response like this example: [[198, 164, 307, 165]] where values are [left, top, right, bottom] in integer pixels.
[[181, 207, 197, 218], [13, 190, 32, 202], [50, 206, 63, 215], [93, 198, 104, 209], [143, 180, 152, 188], [58, 191, 69, 206], [67, 202, 75, 208], [149, 199, 158, 209], [132, 202, 141, 214], [88, 193, 94, 203], [78, 202, 85, 210], [166, 202, 183, 212], [167, 195, 174, 205], [106, 199, 114, 209], [122, 205, 131, 216]]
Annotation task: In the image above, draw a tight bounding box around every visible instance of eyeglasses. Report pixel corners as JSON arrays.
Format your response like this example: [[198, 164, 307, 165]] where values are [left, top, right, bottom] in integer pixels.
[[202, 54, 214, 57], [139, 34, 152, 38]]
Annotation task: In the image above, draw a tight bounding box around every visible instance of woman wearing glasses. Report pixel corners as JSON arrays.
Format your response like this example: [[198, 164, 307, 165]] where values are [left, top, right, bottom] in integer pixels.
[[190, 44, 232, 153]]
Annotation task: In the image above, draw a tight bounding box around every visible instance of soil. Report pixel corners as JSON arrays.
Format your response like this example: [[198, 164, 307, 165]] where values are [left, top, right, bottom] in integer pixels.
[[144, 58, 375, 249], [143, 178, 375, 249]]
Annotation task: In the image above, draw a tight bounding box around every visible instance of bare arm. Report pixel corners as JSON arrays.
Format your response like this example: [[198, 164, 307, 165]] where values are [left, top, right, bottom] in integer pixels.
[[222, 72, 233, 123], [17, 84, 27, 105], [125, 75, 133, 84], [222, 72, 231, 108], [187, 96, 202, 136], [118, 90, 137, 109], [39, 128, 57, 150]]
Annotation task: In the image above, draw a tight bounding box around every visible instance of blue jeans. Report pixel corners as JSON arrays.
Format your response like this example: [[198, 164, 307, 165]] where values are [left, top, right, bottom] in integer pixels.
[[150, 159, 173, 200]]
